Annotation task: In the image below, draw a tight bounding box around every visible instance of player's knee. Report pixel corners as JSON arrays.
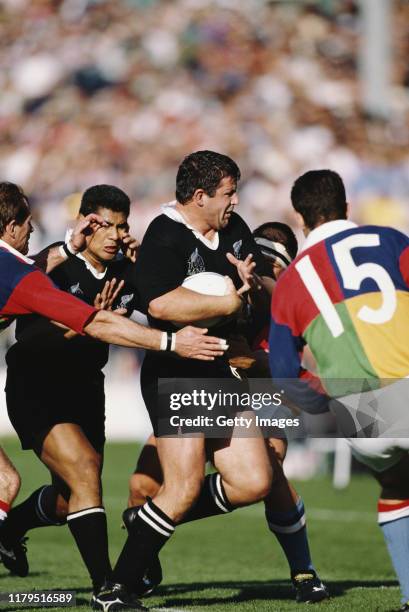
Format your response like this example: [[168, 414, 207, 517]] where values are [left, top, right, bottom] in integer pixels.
[[129, 473, 160, 506], [249, 472, 272, 502], [232, 468, 272, 505]]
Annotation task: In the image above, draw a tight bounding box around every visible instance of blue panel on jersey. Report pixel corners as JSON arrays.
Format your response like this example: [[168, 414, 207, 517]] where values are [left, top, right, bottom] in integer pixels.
[[324, 225, 409, 301], [0, 248, 33, 311]]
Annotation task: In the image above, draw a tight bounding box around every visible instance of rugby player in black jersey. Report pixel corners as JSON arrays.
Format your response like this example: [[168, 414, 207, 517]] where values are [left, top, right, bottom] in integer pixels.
[[124, 221, 328, 605], [0, 184, 229, 609], [94, 151, 305, 610]]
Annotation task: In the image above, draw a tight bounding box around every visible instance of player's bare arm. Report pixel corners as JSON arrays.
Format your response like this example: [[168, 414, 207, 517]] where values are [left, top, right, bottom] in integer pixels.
[[84, 309, 226, 360], [148, 276, 241, 323], [31, 214, 109, 273]]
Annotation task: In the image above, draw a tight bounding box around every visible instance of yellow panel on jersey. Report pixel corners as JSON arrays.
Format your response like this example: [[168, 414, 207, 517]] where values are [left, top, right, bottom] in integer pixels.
[[345, 290, 409, 379]]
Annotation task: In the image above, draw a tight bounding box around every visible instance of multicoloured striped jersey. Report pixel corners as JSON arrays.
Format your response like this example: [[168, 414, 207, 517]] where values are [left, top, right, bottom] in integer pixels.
[[269, 220, 409, 399], [0, 239, 96, 334]]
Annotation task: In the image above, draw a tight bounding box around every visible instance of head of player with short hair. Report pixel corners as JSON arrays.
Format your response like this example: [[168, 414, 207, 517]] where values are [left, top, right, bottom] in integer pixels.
[[253, 222, 298, 280], [0, 182, 33, 255], [79, 184, 131, 270], [291, 169, 348, 235], [175, 150, 241, 234]]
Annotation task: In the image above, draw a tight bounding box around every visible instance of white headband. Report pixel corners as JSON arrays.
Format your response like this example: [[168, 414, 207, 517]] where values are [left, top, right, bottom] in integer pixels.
[[254, 237, 292, 269]]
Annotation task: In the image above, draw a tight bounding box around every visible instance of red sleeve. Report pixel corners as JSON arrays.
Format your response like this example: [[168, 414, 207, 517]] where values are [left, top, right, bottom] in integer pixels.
[[399, 245, 409, 287], [3, 270, 97, 334]]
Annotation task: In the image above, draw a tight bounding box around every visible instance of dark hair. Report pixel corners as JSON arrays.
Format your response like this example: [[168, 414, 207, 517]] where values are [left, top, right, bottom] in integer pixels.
[[291, 170, 347, 229], [0, 182, 30, 236], [176, 150, 241, 204], [79, 184, 130, 217], [253, 221, 298, 261]]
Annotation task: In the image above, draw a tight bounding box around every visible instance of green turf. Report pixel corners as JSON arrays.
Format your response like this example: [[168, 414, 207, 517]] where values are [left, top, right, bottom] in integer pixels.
[[0, 438, 401, 611]]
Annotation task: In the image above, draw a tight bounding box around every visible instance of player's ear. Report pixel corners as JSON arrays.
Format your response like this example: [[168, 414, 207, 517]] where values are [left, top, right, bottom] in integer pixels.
[[4, 219, 17, 239], [294, 212, 305, 230], [192, 188, 205, 207]]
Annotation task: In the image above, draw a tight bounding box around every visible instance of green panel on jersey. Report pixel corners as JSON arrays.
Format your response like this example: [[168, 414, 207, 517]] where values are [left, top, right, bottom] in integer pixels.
[[303, 301, 378, 397]]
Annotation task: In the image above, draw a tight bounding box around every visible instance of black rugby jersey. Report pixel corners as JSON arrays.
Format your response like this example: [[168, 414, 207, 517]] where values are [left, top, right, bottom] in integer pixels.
[[136, 211, 269, 334], [7, 251, 139, 371]]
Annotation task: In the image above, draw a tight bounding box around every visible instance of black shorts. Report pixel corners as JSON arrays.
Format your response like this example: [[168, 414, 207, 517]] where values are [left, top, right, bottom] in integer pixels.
[[140, 352, 246, 437], [5, 365, 106, 452]]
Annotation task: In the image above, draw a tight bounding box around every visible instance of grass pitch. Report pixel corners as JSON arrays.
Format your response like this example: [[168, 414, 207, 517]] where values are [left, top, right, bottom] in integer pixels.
[[0, 439, 400, 612]]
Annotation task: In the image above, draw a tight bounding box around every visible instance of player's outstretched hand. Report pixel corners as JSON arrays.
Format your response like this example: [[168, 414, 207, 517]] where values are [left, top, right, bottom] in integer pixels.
[[121, 234, 139, 263], [175, 326, 229, 361], [226, 252, 261, 294], [94, 278, 125, 312], [69, 214, 109, 253]]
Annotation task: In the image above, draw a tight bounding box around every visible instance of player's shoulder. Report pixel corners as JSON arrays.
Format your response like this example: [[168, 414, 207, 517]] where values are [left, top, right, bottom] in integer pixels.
[[142, 213, 187, 246], [0, 246, 34, 283], [51, 250, 88, 277], [360, 224, 409, 240], [146, 213, 181, 232], [108, 255, 134, 274], [227, 212, 249, 231], [344, 224, 409, 253]]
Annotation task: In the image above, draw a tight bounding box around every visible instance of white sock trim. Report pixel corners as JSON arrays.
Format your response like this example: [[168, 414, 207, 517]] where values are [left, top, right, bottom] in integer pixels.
[[138, 507, 173, 537], [67, 507, 105, 521], [210, 474, 229, 513], [141, 503, 175, 533], [268, 514, 306, 534], [378, 505, 409, 525]]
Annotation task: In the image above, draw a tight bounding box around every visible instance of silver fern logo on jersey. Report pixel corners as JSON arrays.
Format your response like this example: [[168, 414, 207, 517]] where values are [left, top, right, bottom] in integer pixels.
[[187, 248, 205, 275], [69, 282, 83, 296], [233, 239, 242, 259], [119, 293, 134, 309]]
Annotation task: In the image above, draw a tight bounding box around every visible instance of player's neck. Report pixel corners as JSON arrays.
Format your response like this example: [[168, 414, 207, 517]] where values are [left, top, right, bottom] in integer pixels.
[[81, 249, 107, 273], [175, 203, 215, 240]]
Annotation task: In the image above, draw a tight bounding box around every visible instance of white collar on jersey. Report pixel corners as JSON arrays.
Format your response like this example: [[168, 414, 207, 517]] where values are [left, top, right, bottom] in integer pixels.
[[76, 252, 107, 280], [300, 220, 358, 253], [0, 238, 34, 264], [64, 228, 107, 279], [161, 200, 220, 251]]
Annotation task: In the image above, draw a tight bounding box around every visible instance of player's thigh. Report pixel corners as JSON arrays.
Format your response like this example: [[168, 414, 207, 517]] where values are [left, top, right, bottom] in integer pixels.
[[36, 423, 103, 487], [156, 435, 206, 491]]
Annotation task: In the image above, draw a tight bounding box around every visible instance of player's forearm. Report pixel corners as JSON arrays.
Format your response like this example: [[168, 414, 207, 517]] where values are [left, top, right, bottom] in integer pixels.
[[148, 288, 237, 323], [85, 310, 161, 349]]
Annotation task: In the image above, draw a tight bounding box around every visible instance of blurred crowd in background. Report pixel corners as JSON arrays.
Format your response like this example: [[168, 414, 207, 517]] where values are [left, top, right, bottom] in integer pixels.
[[0, 0, 409, 448], [1, 0, 409, 245]]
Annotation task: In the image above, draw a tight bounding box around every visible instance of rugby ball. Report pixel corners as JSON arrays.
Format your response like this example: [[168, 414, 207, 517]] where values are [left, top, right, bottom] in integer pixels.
[[173, 272, 229, 328]]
